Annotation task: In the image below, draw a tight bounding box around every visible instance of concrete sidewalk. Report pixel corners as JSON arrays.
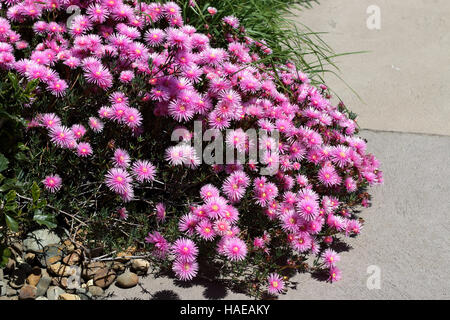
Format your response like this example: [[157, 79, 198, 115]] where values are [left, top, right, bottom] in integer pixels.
[[293, 0, 450, 136], [105, 131, 450, 300]]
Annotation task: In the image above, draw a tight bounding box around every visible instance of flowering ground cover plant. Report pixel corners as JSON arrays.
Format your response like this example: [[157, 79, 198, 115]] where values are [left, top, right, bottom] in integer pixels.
[[0, 0, 382, 297]]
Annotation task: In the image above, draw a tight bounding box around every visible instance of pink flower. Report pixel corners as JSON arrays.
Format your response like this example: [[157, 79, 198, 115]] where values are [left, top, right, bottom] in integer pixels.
[[71, 124, 86, 140], [77, 142, 93, 157], [112, 148, 130, 168], [155, 203, 166, 222], [196, 219, 216, 241], [322, 249, 340, 267], [117, 207, 128, 220], [328, 267, 342, 282], [207, 7, 217, 15], [132, 160, 156, 182], [223, 237, 247, 261], [105, 167, 132, 195], [88, 117, 104, 133], [49, 126, 75, 149], [172, 259, 198, 281], [267, 273, 284, 295], [172, 237, 198, 262], [42, 174, 62, 193]]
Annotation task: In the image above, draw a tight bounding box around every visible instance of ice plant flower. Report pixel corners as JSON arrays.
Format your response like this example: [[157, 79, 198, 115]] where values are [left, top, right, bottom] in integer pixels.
[[267, 273, 285, 295], [42, 174, 62, 193]]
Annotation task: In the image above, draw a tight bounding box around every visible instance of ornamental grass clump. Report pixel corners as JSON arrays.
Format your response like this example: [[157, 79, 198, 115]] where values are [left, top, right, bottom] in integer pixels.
[[0, 0, 382, 297]]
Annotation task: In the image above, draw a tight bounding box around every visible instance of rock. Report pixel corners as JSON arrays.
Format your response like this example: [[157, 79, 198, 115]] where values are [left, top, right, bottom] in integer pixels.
[[116, 271, 139, 289], [36, 274, 52, 297], [58, 293, 81, 300], [24, 252, 36, 264], [93, 268, 116, 289], [62, 249, 82, 266], [37, 244, 63, 267], [131, 259, 150, 275], [27, 273, 41, 287], [86, 279, 94, 287], [48, 262, 77, 277], [88, 286, 104, 297], [19, 284, 37, 300], [116, 251, 131, 263], [76, 288, 92, 300], [46, 286, 65, 300], [82, 261, 106, 280], [23, 229, 61, 253], [0, 281, 5, 296], [0, 267, 4, 281], [60, 239, 75, 253], [35, 296, 48, 300], [27, 266, 42, 286], [6, 287, 17, 297], [109, 261, 126, 273]]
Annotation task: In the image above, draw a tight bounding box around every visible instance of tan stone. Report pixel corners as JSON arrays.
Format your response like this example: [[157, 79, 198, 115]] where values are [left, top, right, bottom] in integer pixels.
[[19, 285, 37, 300], [93, 268, 116, 289], [27, 273, 41, 287], [62, 249, 82, 265], [48, 262, 77, 277]]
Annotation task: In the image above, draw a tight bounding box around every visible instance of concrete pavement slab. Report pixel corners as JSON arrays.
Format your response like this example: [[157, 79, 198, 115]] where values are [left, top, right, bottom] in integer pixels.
[[293, 0, 450, 135]]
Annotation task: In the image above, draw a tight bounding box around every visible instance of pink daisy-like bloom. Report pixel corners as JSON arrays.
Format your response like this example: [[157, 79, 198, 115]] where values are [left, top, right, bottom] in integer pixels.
[[42, 174, 62, 193], [267, 273, 285, 295], [88, 117, 104, 133], [132, 160, 156, 182], [49, 126, 74, 149], [117, 207, 128, 220], [292, 232, 312, 253], [344, 177, 357, 192], [297, 198, 319, 221], [168, 100, 195, 122], [318, 165, 341, 187], [172, 259, 198, 281], [119, 70, 134, 83], [219, 205, 239, 223], [77, 142, 93, 157], [200, 184, 220, 200], [223, 237, 247, 261], [112, 148, 131, 168], [145, 28, 165, 46], [84, 65, 113, 89], [328, 266, 342, 283], [213, 219, 230, 236], [47, 79, 68, 97], [155, 202, 166, 223], [172, 237, 198, 262], [105, 167, 132, 195], [178, 213, 198, 235], [145, 231, 170, 259], [71, 124, 86, 140], [196, 219, 216, 241], [205, 196, 228, 219], [123, 107, 143, 128], [322, 249, 340, 267], [39, 113, 61, 129]]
